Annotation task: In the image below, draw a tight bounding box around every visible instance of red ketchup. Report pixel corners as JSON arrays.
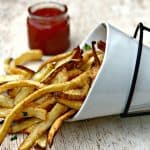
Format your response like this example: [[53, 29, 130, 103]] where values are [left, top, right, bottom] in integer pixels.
[[27, 2, 70, 55]]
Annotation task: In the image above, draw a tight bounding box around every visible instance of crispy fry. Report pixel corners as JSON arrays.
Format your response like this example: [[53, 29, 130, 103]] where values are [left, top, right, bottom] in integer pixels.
[[0, 71, 89, 144], [16, 107, 47, 120], [38, 50, 73, 70], [48, 109, 76, 145], [16, 65, 35, 75], [23, 124, 37, 134], [83, 50, 103, 62], [0, 95, 14, 108], [4, 58, 34, 78], [35, 133, 47, 149], [0, 108, 11, 118], [7, 88, 20, 98], [39, 47, 82, 71], [92, 41, 101, 66], [97, 40, 106, 52], [0, 42, 104, 149], [37, 98, 56, 109], [54, 80, 91, 100], [0, 75, 24, 84], [33, 63, 54, 81], [0, 80, 44, 94], [42, 59, 80, 83], [14, 50, 42, 66], [47, 68, 68, 84], [67, 69, 82, 80], [14, 63, 53, 105], [0, 107, 47, 120], [19, 103, 68, 150], [14, 87, 34, 105], [10, 118, 41, 133], [57, 99, 82, 110], [35, 94, 52, 104]]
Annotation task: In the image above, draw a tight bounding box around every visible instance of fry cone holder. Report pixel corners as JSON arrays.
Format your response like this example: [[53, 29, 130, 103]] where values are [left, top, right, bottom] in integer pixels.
[[70, 22, 150, 121]]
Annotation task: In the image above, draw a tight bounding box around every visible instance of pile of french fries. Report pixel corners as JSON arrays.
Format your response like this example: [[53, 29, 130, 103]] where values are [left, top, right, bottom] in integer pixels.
[[0, 41, 104, 150]]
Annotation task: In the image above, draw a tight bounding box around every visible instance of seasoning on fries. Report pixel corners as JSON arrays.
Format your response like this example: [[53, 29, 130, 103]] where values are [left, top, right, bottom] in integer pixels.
[[0, 41, 105, 149]]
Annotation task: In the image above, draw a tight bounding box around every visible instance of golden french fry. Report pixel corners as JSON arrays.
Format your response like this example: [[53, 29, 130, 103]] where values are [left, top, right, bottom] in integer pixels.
[[48, 109, 76, 145], [7, 88, 20, 98], [0, 95, 14, 108], [4, 58, 34, 78], [16, 107, 47, 120], [0, 44, 104, 149], [0, 108, 11, 118], [15, 65, 35, 75], [54, 80, 91, 101], [37, 98, 56, 109], [67, 69, 82, 80], [38, 50, 73, 70], [0, 71, 89, 144], [35, 94, 52, 104], [83, 50, 103, 62], [0, 80, 44, 94], [23, 124, 37, 134], [10, 118, 41, 133], [34, 133, 47, 149], [14, 50, 42, 66], [57, 99, 82, 110], [19, 103, 68, 150], [0, 107, 47, 121], [33, 63, 53, 81], [0, 75, 24, 84], [14, 87, 34, 105], [14, 63, 53, 105], [42, 59, 80, 84], [47, 68, 68, 84]]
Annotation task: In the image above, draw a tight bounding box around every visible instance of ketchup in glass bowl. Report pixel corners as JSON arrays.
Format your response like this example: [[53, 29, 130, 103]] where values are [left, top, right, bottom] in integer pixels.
[[27, 2, 70, 55]]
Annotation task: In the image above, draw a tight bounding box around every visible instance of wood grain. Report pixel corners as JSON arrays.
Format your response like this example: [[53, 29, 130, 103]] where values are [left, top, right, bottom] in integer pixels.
[[0, 0, 150, 150]]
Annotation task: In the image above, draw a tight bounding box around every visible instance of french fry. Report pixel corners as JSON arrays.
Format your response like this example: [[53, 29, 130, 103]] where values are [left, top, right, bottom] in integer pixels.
[[38, 50, 73, 70], [92, 41, 101, 65], [4, 58, 34, 78], [23, 124, 37, 134], [14, 63, 53, 105], [7, 88, 20, 98], [48, 109, 76, 146], [33, 63, 54, 81], [0, 107, 47, 120], [54, 80, 91, 101], [10, 118, 41, 133], [0, 108, 11, 118], [57, 99, 82, 110], [0, 42, 104, 149], [47, 68, 68, 84], [34, 133, 47, 149], [19, 103, 68, 150], [14, 50, 42, 66], [0, 71, 89, 144], [14, 87, 34, 105], [42, 59, 80, 84], [35, 94, 53, 104], [15, 65, 35, 75], [0, 75, 24, 84], [0, 95, 14, 108], [37, 98, 56, 109], [16, 107, 47, 120], [67, 69, 82, 80], [0, 80, 44, 94]]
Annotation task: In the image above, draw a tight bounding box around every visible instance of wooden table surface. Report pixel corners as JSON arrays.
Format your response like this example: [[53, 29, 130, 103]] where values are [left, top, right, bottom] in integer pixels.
[[0, 0, 150, 150]]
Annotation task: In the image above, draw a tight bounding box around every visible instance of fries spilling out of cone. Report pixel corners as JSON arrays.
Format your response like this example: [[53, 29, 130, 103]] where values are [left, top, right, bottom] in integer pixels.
[[0, 41, 104, 149]]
